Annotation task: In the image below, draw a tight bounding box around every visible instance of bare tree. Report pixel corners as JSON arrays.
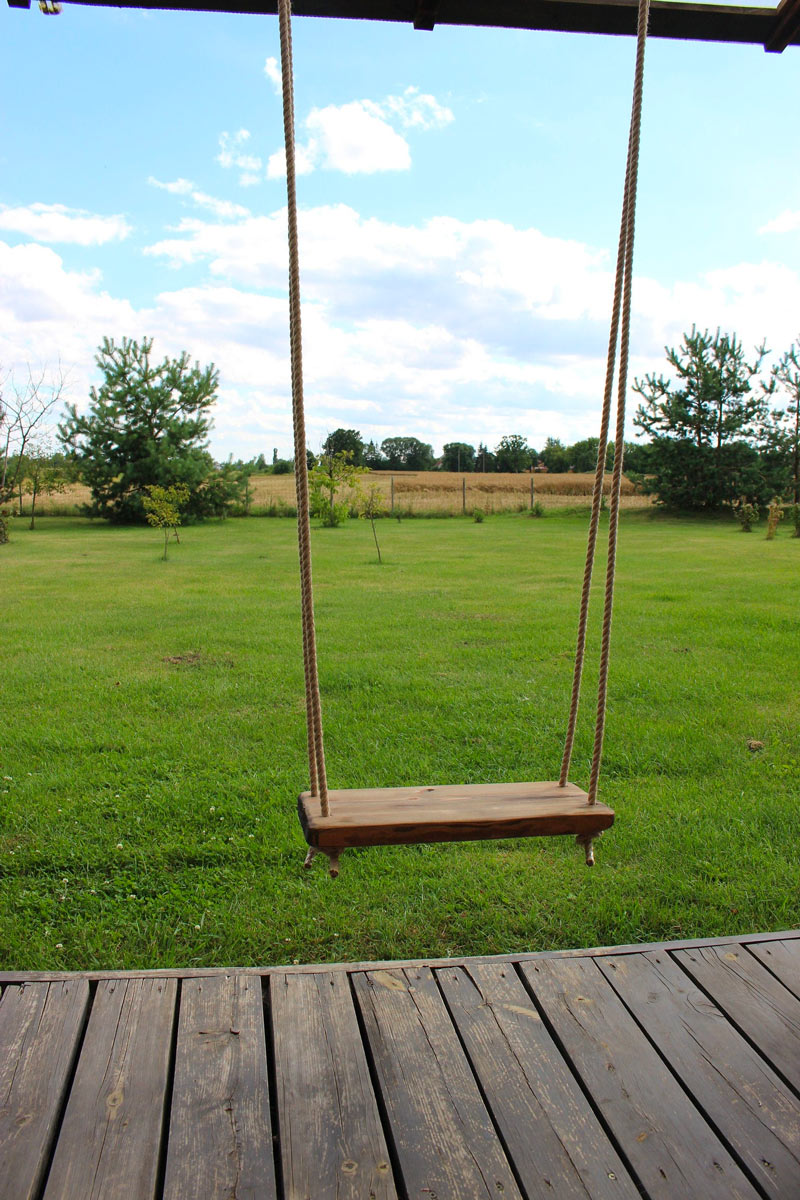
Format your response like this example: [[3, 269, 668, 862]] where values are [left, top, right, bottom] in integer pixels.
[[1, 364, 69, 505]]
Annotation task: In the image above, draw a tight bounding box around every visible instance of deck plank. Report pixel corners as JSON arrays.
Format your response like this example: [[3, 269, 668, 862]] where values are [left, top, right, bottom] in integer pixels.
[[43, 977, 176, 1200], [747, 937, 800, 1000], [599, 950, 800, 1196], [674, 944, 800, 1091], [0, 980, 90, 1200], [353, 965, 523, 1199], [163, 974, 276, 1200], [272, 971, 396, 1199], [435, 963, 638, 1199], [522, 956, 759, 1199]]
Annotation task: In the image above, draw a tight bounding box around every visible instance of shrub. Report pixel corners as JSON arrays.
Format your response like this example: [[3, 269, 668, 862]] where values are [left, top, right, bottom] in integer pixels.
[[732, 498, 759, 533], [472, 508, 484, 523]]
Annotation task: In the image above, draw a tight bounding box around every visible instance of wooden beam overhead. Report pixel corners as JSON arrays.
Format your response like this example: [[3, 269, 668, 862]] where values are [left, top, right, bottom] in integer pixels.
[[765, 0, 800, 48], [4, 0, 800, 51]]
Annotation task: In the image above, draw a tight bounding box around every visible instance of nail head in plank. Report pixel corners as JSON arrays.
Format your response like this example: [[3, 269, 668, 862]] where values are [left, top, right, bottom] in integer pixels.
[[43, 977, 177, 1200], [272, 971, 396, 1199], [522, 957, 759, 1199], [674, 944, 800, 1092], [163, 974, 277, 1200], [599, 951, 800, 1195], [299, 780, 613, 848], [436, 963, 638, 1198], [353, 966, 522, 1199], [0, 980, 90, 1200]]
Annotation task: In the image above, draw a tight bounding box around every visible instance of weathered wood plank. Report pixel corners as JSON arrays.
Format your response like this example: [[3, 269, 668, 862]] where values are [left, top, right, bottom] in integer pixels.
[[522, 956, 759, 1199], [436, 963, 637, 1199], [299, 780, 613, 848], [43, 977, 176, 1200], [0, 979, 90, 1200], [353, 965, 523, 1199], [748, 936, 800, 1000], [272, 971, 395, 1199], [162, 975, 276, 1200], [599, 950, 800, 1196], [674, 943, 800, 1092]]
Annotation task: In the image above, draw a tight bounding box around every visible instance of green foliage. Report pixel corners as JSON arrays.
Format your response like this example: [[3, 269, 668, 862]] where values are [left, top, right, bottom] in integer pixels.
[[472, 507, 484, 523], [441, 442, 476, 472], [494, 433, 532, 473], [363, 439, 385, 470], [23, 444, 70, 530], [538, 436, 569, 473], [768, 338, 800, 504], [270, 459, 293, 475], [530, 500, 546, 518], [633, 328, 769, 509], [309, 450, 367, 527], [732, 498, 759, 532], [358, 483, 388, 563], [790, 504, 800, 538], [380, 436, 435, 471], [59, 336, 220, 523], [476, 442, 495, 472], [323, 428, 365, 466], [142, 483, 189, 559]]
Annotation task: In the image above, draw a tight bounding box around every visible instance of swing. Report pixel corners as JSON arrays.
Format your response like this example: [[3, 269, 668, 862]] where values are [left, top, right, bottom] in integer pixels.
[[277, 0, 648, 876]]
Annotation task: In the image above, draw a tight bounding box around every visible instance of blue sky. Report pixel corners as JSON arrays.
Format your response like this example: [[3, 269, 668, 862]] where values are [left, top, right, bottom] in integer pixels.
[[1, 3, 799, 460]]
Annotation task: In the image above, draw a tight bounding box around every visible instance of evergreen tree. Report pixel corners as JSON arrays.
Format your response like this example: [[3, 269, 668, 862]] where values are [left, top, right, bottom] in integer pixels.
[[633, 328, 769, 509], [60, 337, 221, 523]]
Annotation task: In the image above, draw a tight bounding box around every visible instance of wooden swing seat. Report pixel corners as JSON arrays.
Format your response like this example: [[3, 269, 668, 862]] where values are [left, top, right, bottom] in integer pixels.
[[298, 780, 614, 852]]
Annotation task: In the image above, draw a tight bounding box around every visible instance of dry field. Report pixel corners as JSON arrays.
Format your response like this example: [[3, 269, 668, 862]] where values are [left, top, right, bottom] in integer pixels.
[[30, 471, 652, 516], [249, 470, 652, 514]]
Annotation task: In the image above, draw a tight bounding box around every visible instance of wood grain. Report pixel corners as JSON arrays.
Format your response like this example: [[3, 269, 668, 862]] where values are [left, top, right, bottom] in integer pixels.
[[43, 977, 176, 1200], [353, 965, 522, 1199], [599, 950, 800, 1195], [163, 975, 276, 1200], [436, 963, 637, 1198], [299, 780, 613, 848], [522, 956, 759, 1199], [272, 971, 395, 1199], [674, 943, 800, 1092], [0, 980, 90, 1200], [747, 937, 800, 1000]]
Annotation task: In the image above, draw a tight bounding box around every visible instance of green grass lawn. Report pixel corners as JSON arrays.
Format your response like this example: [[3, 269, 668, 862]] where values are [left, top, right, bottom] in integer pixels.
[[1, 511, 798, 971]]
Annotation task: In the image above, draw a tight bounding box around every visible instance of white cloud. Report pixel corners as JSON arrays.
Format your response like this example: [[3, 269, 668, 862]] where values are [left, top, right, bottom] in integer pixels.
[[147, 177, 249, 221], [264, 55, 282, 96], [382, 86, 454, 131], [217, 130, 264, 185], [307, 102, 411, 174], [759, 209, 800, 236], [266, 86, 453, 179], [0, 203, 132, 246], [147, 176, 193, 196]]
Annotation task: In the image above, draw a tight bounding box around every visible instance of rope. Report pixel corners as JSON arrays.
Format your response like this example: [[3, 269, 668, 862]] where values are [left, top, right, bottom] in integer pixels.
[[560, 0, 650, 801], [278, 0, 329, 813]]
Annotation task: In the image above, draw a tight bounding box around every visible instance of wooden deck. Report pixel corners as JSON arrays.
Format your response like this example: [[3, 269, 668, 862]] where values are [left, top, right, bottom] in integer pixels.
[[2, 930, 799, 1199]]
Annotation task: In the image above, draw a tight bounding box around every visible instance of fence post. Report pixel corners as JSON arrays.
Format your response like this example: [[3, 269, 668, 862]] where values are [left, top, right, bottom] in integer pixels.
[[530, 474, 534, 510], [462, 476, 466, 516], [390, 475, 394, 514]]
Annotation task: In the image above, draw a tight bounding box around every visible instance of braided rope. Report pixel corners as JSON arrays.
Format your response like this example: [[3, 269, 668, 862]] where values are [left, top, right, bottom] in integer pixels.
[[278, 0, 329, 812], [560, 0, 650, 800]]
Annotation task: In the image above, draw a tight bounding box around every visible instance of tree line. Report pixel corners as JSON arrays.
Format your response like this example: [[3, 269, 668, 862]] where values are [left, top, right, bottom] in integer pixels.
[[2, 328, 798, 534]]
